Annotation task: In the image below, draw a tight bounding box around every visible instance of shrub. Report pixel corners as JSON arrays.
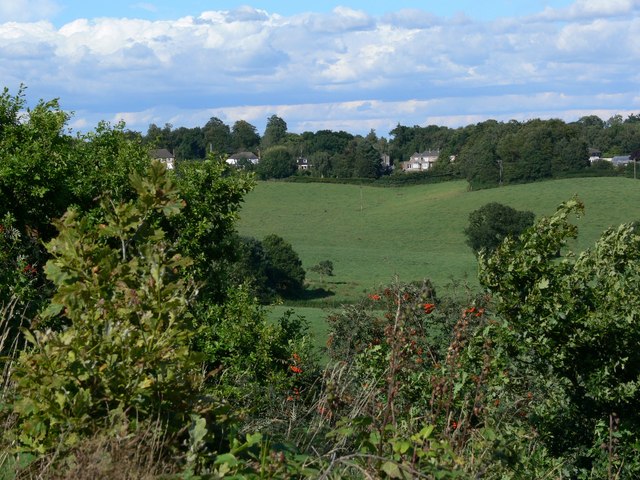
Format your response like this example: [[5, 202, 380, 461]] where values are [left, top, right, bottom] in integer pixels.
[[464, 202, 534, 255], [9, 162, 203, 453]]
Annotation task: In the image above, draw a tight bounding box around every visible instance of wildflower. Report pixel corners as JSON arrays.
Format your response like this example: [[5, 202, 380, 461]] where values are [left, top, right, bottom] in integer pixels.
[[424, 303, 435, 314], [290, 365, 302, 374], [451, 421, 458, 430], [368, 293, 381, 301], [22, 264, 36, 275]]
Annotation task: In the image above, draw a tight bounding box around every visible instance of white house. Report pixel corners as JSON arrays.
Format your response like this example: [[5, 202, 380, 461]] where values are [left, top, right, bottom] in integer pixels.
[[226, 151, 259, 167], [150, 149, 175, 170], [401, 150, 440, 172], [297, 157, 311, 170]]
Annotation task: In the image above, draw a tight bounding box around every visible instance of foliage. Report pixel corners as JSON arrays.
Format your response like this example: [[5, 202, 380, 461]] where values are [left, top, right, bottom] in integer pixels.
[[257, 146, 297, 179], [464, 202, 535, 255], [9, 162, 203, 453], [169, 157, 254, 303], [261, 234, 306, 299], [0, 86, 153, 321], [203, 116, 232, 155], [231, 120, 260, 152], [0, 86, 73, 242], [193, 286, 317, 423], [309, 260, 334, 281], [479, 197, 640, 476], [230, 234, 309, 303], [261, 115, 288, 150], [71, 120, 151, 211], [0, 214, 49, 326]]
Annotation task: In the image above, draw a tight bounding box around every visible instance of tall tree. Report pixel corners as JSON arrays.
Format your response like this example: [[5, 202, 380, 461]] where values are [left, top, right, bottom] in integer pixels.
[[353, 138, 383, 178], [257, 146, 297, 179], [231, 120, 260, 152], [203, 117, 231, 155], [261, 115, 287, 150]]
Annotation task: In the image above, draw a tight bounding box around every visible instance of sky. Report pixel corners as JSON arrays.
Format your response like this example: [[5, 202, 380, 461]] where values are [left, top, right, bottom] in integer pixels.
[[1, 0, 639, 137]]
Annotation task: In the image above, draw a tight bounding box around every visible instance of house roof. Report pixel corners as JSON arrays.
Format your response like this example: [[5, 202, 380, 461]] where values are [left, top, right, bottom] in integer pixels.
[[228, 151, 258, 160], [411, 150, 440, 158], [151, 148, 174, 159], [612, 155, 631, 165]]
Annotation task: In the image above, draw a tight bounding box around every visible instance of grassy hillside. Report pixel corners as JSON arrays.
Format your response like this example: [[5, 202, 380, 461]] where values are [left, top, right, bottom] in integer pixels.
[[238, 177, 640, 304]]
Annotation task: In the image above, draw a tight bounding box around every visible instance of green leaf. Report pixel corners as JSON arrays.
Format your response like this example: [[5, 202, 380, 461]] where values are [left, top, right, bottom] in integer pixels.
[[381, 461, 403, 478], [214, 453, 238, 467]]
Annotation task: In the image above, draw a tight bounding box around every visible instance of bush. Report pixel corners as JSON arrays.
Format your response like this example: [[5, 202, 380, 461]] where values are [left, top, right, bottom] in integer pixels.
[[9, 162, 203, 453], [262, 234, 306, 299], [464, 202, 534, 255]]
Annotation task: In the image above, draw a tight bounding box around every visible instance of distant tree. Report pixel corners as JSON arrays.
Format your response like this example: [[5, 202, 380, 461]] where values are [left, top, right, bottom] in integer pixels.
[[261, 115, 287, 149], [460, 135, 502, 189], [262, 234, 305, 298], [310, 260, 334, 283], [308, 130, 354, 156], [172, 126, 205, 160], [145, 122, 174, 150], [309, 151, 332, 177], [353, 138, 384, 178], [257, 146, 297, 179], [203, 117, 231, 155], [231, 120, 260, 152], [464, 202, 535, 255], [231, 234, 308, 302]]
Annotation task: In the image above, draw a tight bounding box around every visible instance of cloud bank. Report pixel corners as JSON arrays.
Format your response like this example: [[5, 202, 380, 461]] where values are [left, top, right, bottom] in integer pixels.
[[1, 0, 639, 136]]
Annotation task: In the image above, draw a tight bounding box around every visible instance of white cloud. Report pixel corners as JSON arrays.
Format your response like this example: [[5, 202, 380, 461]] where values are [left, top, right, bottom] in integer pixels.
[[1, 1, 639, 136], [0, 0, 59, 22], [535, 0, 640, 20], [131, 3, 158, 14]]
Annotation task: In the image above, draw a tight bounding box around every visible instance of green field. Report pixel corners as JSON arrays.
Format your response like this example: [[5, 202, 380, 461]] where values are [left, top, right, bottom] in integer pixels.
[[238, 177, 640, 303]]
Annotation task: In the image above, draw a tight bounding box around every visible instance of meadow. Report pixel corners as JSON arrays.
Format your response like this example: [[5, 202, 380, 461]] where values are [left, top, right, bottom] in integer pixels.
[[238, 177, 640, 299], [239, 177, 640, 342]]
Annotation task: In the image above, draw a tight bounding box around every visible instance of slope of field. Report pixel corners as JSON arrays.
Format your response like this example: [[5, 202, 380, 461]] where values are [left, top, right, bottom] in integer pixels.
[[237, 177, 640, 304]]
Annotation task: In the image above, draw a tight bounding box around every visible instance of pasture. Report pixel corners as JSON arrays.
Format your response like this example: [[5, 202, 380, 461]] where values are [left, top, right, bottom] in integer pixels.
[[239, 177, 640, 304]]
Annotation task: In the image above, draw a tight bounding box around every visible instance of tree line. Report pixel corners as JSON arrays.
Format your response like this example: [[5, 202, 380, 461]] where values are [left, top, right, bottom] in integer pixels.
[[145, 113, 640, 187]]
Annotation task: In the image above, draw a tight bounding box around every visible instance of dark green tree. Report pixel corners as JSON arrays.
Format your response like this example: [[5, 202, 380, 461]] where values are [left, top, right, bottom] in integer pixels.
[[353, 138, 383, 178], [261, 115, 287, 150], [464, 202, 535, 255], [231, 120, 260, 152], [257, 146, 297, 179], [172, 126, 205, 160], [203, 117, 231, 155], [261, 234, 305, 298], [229, 236, 272, 303]]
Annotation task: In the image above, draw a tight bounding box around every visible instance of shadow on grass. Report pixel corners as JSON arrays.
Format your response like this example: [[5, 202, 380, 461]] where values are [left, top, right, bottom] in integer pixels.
[[297, 287, 335, 301]]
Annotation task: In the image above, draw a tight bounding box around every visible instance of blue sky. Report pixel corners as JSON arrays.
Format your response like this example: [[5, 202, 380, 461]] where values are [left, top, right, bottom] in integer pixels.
[[49, 1, 576, 24], [1, 0, 639, 137]]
